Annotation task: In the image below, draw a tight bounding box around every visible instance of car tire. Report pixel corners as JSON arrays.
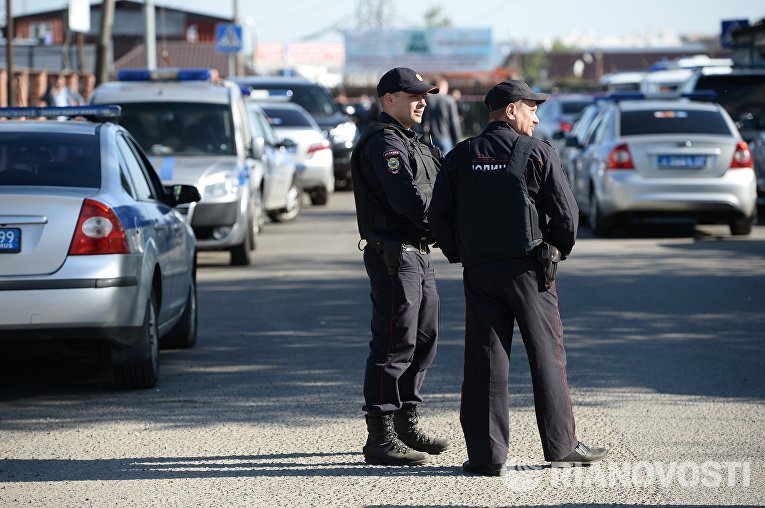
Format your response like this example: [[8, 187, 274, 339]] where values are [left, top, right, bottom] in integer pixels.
[[250, 189, 264, 250], [114, 289, 160, 389], [589, 191, 613, 237], [310, 188, 329, 206], [269, 178, 302, 222], [730, 216, 754, 236], [162, 267, 197, 349], [230, 219, 252, 266]]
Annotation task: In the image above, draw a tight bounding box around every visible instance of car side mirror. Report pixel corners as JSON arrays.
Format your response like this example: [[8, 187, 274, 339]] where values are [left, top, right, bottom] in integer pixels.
[[552, 130, 566, 140], [251, 137, 265, 159], [165, 184, 201, 206], [280, 138, 297, 150]]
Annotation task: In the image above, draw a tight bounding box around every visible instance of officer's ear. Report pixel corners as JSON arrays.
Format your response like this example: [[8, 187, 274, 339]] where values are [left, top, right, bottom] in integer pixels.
[[505, 102, 516, 119]]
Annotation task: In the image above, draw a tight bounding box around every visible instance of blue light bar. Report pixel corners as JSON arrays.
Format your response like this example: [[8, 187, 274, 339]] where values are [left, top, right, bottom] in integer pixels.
[[0, 105, 121, 119], [117, 68, 212, 82]]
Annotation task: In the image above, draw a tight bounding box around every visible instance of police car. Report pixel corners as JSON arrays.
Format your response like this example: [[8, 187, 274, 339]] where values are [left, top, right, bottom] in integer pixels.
[[90, 68, 300, 266], [0, 106, 200, 389]]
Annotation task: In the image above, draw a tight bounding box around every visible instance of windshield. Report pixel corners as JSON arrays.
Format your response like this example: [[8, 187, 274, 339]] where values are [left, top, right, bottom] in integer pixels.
[[116, 102, 236, 156], [261, 107, 314, 128], [695, 74, 765, 122], [0, 132, 100, 187], [246, 84, 337, 116], [620, 109, 732, 136]]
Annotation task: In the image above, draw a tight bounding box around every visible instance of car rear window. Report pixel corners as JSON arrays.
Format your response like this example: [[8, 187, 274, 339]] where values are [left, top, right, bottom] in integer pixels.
[[0, 132, 100, 187], [620, 110, 732, 136], [262, 108, 313, 128]]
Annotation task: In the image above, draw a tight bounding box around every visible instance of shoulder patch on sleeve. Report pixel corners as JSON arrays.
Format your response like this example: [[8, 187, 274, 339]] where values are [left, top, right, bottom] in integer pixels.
[[385, 152, 401, 174]]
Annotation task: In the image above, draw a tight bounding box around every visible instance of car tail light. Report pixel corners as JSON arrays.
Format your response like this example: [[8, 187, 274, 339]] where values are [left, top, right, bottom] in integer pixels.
[[559, 120, 572, 132], [730, 141, 753, 169], [69, 199, 130, 255], [606, 143, 634, 170], [306, 139, 331, 156]]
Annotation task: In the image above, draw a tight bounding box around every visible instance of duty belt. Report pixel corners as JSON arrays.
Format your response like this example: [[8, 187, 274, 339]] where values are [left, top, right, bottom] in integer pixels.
[[402, 240, 430, 254]]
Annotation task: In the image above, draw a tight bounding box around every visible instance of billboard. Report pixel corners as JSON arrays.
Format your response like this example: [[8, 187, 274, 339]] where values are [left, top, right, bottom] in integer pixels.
[[345, 28, 493, 74]]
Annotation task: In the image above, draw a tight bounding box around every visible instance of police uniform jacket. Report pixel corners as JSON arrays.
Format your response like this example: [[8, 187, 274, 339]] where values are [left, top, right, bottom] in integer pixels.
[[352, 112, 441, 243], [428, 120, 578, 265]]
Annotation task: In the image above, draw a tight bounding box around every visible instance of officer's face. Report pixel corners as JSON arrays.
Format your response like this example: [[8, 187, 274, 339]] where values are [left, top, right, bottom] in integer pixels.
[[508, 100, 540, 136], [384, 92, 428, 129]]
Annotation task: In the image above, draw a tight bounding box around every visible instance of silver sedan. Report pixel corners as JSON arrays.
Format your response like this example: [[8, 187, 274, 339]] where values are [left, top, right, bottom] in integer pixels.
[[571, 98, 757, 236], [0, 106, 200, 389]]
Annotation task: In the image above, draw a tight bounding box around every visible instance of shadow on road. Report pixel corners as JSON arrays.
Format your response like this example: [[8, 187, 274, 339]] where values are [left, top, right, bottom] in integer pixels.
[[1, 225, 763, 428], [0, 453, 461, 482]]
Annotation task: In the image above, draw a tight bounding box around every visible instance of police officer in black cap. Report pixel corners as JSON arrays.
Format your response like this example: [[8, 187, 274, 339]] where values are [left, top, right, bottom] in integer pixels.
[[351, 67, 450, 466], [428, 80, 608, 475]]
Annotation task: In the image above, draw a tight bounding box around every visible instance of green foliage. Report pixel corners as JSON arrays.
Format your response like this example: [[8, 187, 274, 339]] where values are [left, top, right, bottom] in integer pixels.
[[424, 6, 453, 28], [521, 48, 549, 84]]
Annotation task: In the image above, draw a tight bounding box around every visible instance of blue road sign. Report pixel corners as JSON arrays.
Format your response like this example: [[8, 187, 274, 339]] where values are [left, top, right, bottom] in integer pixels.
[[721, 19, 749, 49], [216, 24, 243, 54]]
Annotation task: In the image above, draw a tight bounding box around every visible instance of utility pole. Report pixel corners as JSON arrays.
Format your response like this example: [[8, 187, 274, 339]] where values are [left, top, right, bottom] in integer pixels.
[[145, 0, 156, 70], [95, 0, 115, 85], [5, 0, 14, 106], [232, 0, 241, 76]]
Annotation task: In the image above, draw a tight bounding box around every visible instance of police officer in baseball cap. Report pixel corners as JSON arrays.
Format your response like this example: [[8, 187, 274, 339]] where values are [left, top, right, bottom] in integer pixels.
[[429, 80, 608, 475], [351, 67, 450, 466]]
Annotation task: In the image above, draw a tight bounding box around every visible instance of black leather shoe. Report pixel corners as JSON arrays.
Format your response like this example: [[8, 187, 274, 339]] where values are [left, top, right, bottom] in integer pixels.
[[551, 441, 608, 467], [462, 460, 505, 476]]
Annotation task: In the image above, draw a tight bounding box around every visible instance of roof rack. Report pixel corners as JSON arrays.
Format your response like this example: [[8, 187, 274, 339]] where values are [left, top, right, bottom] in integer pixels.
[[0, 105, 121, 121]]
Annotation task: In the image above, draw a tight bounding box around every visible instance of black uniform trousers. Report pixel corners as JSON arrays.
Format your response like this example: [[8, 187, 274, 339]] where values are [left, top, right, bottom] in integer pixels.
[[362, 247, 439, 414], [460, 257, 577, 464]]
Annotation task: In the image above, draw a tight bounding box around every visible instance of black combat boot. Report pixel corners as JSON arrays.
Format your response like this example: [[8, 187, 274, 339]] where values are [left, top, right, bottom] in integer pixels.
[[363, 413, 429, 466], [393, 404, 450, 455]]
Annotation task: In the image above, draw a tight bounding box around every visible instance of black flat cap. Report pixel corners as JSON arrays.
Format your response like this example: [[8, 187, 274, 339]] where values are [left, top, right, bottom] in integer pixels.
[[377, 68, 439, 97], [484, 80, 550, 111]]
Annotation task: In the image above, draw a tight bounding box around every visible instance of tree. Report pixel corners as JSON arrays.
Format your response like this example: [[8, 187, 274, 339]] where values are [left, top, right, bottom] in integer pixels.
[[424, 6, 452, 28], [520, 47, 549, 84]]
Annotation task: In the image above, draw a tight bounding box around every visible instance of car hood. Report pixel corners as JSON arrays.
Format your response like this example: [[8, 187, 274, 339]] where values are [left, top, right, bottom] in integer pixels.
[[150, 156, 243, 186]]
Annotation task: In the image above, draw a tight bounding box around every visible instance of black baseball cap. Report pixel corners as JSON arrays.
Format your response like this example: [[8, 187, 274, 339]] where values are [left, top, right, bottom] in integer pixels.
[[377, 68, 439, 97], [484, 80, 550, 111]]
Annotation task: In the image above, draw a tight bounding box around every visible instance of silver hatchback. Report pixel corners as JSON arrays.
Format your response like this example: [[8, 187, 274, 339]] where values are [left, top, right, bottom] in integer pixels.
[[0, 106, 200, 389], [571, 97, 757, 236]]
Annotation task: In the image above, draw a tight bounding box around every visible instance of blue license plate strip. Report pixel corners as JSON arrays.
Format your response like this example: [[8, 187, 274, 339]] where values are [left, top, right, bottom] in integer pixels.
[[0, 227, 21, 253], [658, 155, 707, 169]]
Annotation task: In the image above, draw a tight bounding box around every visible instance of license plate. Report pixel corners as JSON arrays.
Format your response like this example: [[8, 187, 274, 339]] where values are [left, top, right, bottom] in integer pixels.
[[657, 155, 707, 169], [0, 227, 21, 253]]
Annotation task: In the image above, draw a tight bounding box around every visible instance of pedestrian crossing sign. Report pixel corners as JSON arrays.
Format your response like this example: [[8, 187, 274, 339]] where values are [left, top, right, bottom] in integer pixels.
[[216, 23, 243, 54]]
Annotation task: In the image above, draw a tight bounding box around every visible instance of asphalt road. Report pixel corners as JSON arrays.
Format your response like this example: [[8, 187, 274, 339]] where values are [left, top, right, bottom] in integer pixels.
[[1, 191, 764, 507]]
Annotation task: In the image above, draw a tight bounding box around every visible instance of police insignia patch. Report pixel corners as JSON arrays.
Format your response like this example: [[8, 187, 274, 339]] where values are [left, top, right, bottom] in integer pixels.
[[386, 156, 401, 174]]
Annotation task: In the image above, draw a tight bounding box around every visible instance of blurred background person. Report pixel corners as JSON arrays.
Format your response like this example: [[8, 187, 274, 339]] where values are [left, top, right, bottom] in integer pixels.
[[421, 76, 462, 154]]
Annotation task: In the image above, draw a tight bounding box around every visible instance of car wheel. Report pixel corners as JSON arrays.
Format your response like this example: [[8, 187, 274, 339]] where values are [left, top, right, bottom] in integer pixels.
[[730, 216, 754, 236], [310, 188, 329, 206], [251, 189, 264, 250], [589, 191, 612, 237], [269, 178, 302, 222], [230, 215, 252, 266], [114, 289, 160, 389], [161, 267, 197, 349]]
